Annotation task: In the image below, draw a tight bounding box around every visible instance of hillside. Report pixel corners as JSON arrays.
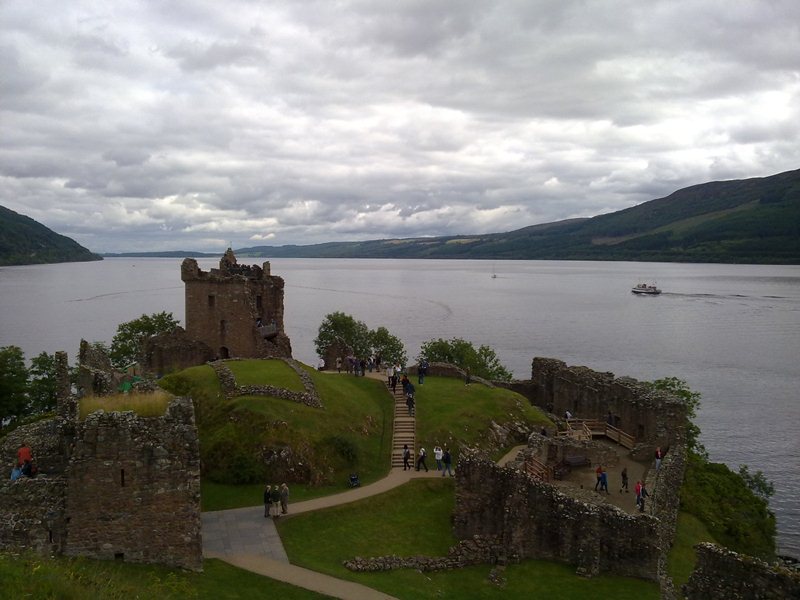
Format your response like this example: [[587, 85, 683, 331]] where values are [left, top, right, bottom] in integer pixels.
[[233, 169, 800, 264], [0, 205, 101, 266]]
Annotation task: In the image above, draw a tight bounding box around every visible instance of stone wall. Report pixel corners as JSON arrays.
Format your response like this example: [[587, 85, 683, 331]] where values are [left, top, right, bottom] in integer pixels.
[[522, 357, 687, 448], [181, 249, 292, 360], [452, 452, 662, 580], [210, 359, 323, 408], [684, 543, 800, 600], [63, 397, 202, 571], [143, 327, 215, 377]]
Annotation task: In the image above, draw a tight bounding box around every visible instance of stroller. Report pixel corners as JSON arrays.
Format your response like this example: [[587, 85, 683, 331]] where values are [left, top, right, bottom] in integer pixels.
[[348, 473, 361, 488]]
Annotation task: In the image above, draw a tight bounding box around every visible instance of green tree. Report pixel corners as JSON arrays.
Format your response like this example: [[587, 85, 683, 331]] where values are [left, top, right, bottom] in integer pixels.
[[27, 351, 57, 414], [0, 346, 29, 428], [314, 312, 371, 358], [419, 337, 512, 382], [110, 312, 180, 369], [647, 377, 704, 457], [369, 326, 407, 366], [738, 465, 775, 501]]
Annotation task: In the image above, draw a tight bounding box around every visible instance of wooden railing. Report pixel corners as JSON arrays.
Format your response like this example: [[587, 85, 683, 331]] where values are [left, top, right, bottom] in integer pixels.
[[559, 419, 636, 449], [525, 456, 552, 482]]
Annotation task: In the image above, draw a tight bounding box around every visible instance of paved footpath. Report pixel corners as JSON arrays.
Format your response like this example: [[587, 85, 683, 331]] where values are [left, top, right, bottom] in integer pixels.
[[202, 468, 441, 599]]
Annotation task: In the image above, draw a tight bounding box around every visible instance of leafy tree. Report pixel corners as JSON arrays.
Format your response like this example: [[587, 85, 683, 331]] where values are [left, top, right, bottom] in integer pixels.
[[647, 377, 704, 457], [738, 464, 775, 501], [419, 337, 512, 382], [314, 311, 371, 358], [110, 311, 180, 369], [0, 346, 29, 428], [27, 351, 57, 414], [369, 326, 407, 366]]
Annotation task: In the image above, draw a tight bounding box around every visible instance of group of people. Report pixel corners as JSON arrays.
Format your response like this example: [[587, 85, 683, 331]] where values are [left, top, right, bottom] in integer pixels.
[[335, 354, 384, 376], [9, 442, 37, 481], [593, 463, 650, 512], [402, 443, 453, 476], [263, 483, 290, 518]]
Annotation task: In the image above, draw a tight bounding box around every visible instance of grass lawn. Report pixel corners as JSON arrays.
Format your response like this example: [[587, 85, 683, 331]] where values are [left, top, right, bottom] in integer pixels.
[[278, 478, 659, 600], [79, 389, 173, 418], [226, 359, 306, 392], [414, 376, 552, 460], [667, 511, 717, 587], [0, 554, 332, 599]]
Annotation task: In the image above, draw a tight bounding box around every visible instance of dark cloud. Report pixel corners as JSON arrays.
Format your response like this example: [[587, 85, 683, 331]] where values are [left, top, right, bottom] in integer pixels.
[[0, 1, 798, 253]]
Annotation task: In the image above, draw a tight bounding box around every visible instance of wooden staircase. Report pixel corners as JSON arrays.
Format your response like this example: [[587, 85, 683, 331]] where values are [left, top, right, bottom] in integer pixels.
[[389, 381, 416, 468]]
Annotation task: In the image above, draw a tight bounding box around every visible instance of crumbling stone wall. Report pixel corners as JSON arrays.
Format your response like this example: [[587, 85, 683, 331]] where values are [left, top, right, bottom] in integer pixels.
[[452, 452, 661, 580], [521, 357, 687, 448], [684, 543, 800, 599], [182, 249, 292, 360], [210, 359, 323, 408], [63, 398, 202, 571], [143, 327, 215, 377]]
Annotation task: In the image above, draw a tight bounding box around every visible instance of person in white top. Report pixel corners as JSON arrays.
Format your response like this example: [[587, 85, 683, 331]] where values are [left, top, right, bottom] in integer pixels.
[[433, 445, 444, 471]]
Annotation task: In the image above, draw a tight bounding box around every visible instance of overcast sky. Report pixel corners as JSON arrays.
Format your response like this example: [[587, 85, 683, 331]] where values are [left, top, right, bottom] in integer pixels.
[[2, 1, 798, 253]]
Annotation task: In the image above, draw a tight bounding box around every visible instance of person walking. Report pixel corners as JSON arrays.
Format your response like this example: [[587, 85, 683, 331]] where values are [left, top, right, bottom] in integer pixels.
[[595, 465, 603, 491], [635, 480, 643, 510], [433, 445, 443, 471], [599, 468, 610, 494], [442, 447, 454, 477], [655, 447, 663, 471], [638, 482, 649, 512], [418, 358, 429, 384], [336, 357, 342, 373], [620, 467, 629, 493], [279, 483, 290, 515], [406, 394, 415, 416], [17, 442, 32, 468], [402, 444, 412, 471], [416, 447, 428, 472]]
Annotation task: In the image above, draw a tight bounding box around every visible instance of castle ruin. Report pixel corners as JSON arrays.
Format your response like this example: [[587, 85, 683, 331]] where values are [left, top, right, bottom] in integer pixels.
[[0, 351, 202, 571], [181, 248, 292, 360]]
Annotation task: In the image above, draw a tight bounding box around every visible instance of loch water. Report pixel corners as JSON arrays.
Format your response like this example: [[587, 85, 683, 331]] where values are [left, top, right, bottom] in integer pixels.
[[1, 257, 799, 556]]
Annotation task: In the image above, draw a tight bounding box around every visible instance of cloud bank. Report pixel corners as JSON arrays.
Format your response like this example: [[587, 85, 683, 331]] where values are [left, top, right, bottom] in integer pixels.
[[1, 1, 798, 252]]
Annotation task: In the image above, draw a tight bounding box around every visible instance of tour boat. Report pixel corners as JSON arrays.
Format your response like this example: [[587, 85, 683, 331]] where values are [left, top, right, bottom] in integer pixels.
[[631, 282, 661, 295]]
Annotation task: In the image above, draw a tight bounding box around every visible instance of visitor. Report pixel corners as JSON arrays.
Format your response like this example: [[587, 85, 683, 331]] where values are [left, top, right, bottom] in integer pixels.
[[263, 484, 272, 518], [386, 363, 395, 385], [595, 465, 603, 491], [359, 358, 366, 376], [638, 482, 649, 512], [540, 426, 548, 437], [406, 393, 415, 416], [620, 467, 629, 493], [317, 357, 325, 371], [280, 483, 290, 515], [433, 445, 443, 471], [402, 444, 412, 471], [465, 367, 471, 386], [655, 447, 663, 471], [401, 373, 410, 394], [336, 357, 342, 373], [17, 442, 32, 468], [564, 409, 573, 420], [416, 447, 428, 472], [10, 465, 22, 481], [599, 468, 609, 494], [418, 358, 429, 385], [442, 447, 454, 477], [270, 484, 281, 517]]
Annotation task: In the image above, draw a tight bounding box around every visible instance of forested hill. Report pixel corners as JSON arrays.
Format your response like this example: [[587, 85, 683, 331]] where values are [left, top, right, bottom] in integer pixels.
[[0, 205, 101, 266], [231, 168, 799, 264]]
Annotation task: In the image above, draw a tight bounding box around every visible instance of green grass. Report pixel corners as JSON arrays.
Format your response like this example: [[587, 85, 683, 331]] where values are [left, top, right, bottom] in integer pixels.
[[667, 511, 717, 588], [415, 376, 551, 460], [0, 554, 332, 599], [278, 478, 659, 600], [226, 359, 306, 392], [79, 389, 173, 418]]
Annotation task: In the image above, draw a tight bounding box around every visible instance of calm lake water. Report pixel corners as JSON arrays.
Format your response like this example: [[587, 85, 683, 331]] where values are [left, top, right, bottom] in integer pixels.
[[2, 257, 799, 556]]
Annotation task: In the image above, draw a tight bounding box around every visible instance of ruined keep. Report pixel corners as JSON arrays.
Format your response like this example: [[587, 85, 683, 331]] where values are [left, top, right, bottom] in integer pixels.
[[181, 248, 292, 360], [0, 352, 202, 571]]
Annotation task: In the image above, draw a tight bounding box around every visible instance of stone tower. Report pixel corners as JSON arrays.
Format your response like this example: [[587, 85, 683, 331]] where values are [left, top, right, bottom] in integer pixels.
[[181, 248, 292, 359]]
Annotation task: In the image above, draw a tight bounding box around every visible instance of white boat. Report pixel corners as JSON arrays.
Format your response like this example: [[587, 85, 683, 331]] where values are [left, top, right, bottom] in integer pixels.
[[631, 282, 661, 295]]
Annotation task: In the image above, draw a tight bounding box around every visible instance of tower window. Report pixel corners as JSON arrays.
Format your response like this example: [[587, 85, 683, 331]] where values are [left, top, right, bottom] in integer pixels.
[[208, 295, 215, 308]]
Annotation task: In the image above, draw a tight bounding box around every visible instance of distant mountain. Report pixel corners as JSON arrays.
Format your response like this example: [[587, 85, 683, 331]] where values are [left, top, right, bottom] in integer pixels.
[[0, 206, 102, 266], [108, 168, 800, 264], [102, 251, 217, 258], [233, 169, 800, 264]]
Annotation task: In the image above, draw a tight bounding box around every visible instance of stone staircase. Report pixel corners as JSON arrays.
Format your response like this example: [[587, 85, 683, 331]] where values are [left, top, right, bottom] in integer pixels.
[[389, 381, 415, 468]]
